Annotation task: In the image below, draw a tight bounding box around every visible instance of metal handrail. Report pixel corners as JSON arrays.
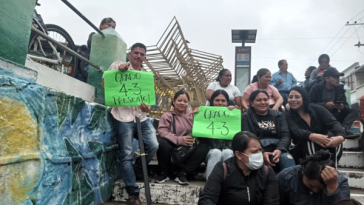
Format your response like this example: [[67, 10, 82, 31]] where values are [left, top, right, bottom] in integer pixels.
[[60, 0, 105, 38], [31, 27, 103, 71]]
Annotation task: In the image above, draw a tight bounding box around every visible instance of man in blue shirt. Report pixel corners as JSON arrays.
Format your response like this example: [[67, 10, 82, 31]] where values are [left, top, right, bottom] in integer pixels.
[[271, 59, 297, 106]]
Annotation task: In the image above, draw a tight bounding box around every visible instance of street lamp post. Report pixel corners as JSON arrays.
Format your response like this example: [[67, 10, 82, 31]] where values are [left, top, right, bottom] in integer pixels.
[[231, 29, 257, 94]]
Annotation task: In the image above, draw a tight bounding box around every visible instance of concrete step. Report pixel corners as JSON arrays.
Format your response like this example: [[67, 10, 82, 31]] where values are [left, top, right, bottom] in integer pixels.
[[343, 138, 361, 151], [351, 189, 364, 204], [339, 168, 364, 190], [338, 151, 364, 169], [112, 179, 204, 205]]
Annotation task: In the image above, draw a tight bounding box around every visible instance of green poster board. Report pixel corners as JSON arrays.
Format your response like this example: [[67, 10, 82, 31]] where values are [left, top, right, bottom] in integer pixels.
[[192, 106, 241, 140], [104, 70, 156, 106]]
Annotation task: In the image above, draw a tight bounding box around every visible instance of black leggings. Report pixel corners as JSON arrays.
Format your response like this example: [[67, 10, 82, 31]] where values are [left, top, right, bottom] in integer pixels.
[[290, 140, 343, 167], [157, 138, 209, 173]]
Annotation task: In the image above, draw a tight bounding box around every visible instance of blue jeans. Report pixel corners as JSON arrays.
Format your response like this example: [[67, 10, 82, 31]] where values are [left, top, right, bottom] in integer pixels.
[[205, 149, 233, 180], [278, 152, 295, 171], [113, 118, 159, 195]]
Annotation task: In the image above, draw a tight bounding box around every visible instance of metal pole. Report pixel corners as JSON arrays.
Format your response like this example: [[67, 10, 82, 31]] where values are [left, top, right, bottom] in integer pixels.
[[135, 116, 152, 205], [31, 27, 103, 71], [60, 0, 105, 38]]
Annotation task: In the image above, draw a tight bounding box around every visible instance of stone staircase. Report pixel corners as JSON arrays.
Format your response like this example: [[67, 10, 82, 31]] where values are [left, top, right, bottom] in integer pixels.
[[338, 137, 364, 203], [109, 137, 364, 205]]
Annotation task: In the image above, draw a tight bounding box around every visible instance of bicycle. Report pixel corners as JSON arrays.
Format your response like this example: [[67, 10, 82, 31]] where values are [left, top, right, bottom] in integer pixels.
[[28, 0, 78, 77]]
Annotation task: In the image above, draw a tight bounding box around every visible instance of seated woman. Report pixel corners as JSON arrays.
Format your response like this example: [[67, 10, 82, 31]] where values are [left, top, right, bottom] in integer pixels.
[[242, 68, 284, 111], [205, 69, 242, 107], [198, 131, 279, 205], [286, 86, 345, 165], [201, 90, 237, 180], [242, 90, 295, 172], [277, 150, 350, 205], [155, 90, 209, 185]]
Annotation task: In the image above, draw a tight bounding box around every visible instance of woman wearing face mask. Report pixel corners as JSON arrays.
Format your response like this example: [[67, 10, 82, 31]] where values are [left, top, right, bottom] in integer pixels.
[[198, 131, 279, 205], [200, 90, 236, 180], [286, 86, 345, 165], [205, 69, 242, 107], [156, 90, 209, 185], [242, 90, 295, 172], [242, 68, 284, 111], [277, 150, 350, 205]]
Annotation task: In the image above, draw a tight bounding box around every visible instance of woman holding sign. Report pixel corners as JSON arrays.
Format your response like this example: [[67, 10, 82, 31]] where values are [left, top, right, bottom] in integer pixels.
[[200, 89, 236, 180], [156, 90, 209, 185], [198, 131, 279, 205], [242, 68, 284, 111], [242, 90, 295, 172]]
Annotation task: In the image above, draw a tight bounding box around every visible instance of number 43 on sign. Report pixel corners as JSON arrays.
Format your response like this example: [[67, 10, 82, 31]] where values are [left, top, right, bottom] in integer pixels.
[[192, 106, 241, 140]]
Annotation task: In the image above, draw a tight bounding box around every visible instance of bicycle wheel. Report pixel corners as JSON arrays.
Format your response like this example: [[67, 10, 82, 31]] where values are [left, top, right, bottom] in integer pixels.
[[28, 24, 78, 77]]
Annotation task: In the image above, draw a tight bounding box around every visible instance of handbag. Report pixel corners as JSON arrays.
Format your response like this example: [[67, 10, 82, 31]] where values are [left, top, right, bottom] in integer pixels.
[[169, 114, 196, 165]]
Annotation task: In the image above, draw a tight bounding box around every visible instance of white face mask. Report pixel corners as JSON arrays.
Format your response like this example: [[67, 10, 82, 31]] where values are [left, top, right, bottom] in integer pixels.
[[241, 152, 264, 170]]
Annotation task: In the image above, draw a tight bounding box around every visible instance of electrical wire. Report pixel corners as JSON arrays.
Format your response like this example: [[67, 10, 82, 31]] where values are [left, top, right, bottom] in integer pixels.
[[331, 31, 357, 57]]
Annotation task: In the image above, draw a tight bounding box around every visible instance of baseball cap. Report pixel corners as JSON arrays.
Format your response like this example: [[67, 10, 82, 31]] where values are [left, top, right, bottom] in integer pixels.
[[323, 67, 344, 78]]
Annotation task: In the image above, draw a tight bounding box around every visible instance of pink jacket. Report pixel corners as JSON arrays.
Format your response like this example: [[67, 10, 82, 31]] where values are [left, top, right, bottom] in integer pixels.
[[158, 109, 193, 146]]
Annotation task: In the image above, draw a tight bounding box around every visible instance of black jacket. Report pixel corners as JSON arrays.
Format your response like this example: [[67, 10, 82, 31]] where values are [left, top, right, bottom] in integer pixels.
[[277, 165, 350, 205], [286, 104, 346, 145], [198, 157, 279, 205], [309, 80, 349, 113], [241, 108, 291, 152]]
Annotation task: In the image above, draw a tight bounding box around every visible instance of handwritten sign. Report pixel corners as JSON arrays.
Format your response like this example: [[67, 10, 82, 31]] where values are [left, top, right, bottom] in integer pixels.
[[104, 70, 156, 107], [192, 106, 241, 140]]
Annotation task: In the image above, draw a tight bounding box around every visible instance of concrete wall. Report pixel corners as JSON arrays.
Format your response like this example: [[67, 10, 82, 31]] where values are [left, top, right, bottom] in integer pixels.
[[0, 58, 119, 205]]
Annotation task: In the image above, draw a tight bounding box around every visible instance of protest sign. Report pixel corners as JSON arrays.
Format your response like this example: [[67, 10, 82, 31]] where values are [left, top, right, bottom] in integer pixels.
[[192, 106, 241, 140], [104, 70, 156, 107]]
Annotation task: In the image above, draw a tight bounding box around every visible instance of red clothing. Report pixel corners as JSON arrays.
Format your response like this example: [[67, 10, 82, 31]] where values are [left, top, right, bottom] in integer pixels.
[[158, 109, 193, 146], [360, 95, 364, 120]]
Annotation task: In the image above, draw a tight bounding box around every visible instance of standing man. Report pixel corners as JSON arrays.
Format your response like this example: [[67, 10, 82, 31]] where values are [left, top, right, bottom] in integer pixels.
[[309, 67, 359, 136], [271, 59, 297, 106], [102, 43, 159, 205]]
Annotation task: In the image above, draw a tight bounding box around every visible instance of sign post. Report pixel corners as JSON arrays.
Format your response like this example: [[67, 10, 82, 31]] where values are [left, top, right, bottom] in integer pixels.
[[231, 29, 257, 93], [235, 46, 252, 95]]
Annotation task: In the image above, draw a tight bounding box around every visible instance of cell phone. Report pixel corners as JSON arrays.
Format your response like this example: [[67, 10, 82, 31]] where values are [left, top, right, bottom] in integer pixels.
[[269, 154, 274, 163]]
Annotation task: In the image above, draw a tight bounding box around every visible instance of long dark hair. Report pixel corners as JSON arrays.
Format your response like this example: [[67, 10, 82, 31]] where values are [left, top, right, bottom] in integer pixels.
[[300, 150, 334, 181], [288, 86, 312, 114], [249, 90, 269, 109], [171, 89, 190, 107], [232, 131, 260, 154], [216, 69, 229, 81], [209, 89, 229, 106]]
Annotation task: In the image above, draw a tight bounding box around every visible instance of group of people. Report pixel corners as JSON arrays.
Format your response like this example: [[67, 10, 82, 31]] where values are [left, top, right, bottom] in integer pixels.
[[101, 40, 359, 205]]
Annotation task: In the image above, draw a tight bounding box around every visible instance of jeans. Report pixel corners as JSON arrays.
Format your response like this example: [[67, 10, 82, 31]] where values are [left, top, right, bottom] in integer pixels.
[[113, 118, 159, 195], [278, 152, 295, 171], [205, 149, 234, 180], [332, 108, 359, 130]]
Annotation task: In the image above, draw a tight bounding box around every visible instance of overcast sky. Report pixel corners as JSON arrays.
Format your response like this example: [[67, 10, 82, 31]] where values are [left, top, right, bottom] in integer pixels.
[[37, 0, 364, 82]]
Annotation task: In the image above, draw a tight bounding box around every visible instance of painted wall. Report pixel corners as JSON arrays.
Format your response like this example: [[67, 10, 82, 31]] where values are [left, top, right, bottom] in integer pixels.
[[0, 58, 119, 205], [0, 0, 36, 65]]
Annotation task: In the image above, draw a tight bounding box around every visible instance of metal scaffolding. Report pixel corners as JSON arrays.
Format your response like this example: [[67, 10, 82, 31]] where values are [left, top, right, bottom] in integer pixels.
[[141, 17, 224, 117]]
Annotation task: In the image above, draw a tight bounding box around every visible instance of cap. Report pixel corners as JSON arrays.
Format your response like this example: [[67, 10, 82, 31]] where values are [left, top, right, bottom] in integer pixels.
[[323, 67, 344, 78]]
